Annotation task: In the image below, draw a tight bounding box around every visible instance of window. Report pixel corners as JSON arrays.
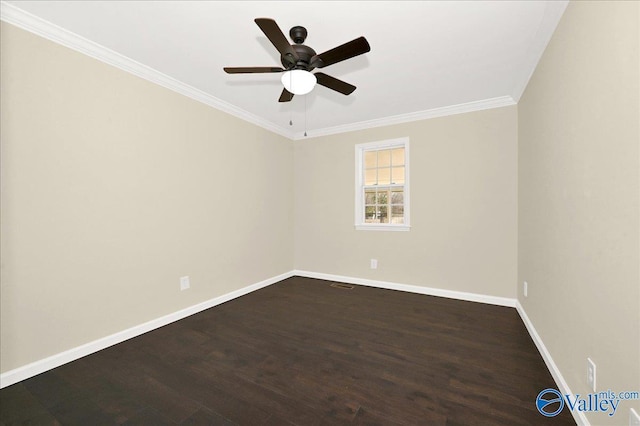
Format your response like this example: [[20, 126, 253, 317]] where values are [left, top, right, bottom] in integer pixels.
[[355, 138, 410, 231]]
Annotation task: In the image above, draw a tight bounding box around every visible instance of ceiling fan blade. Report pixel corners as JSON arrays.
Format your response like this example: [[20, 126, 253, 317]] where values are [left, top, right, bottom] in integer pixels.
[[312, 36, 370, 68], [254, 18, 299, 66], [314, 72, 356, 95], [278, 88, 294, 102], [224, 67, 284, 74]]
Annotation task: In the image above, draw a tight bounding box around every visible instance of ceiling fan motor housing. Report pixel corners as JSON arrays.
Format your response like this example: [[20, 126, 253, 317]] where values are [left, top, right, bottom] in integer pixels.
[[282, 43, 317, 70]]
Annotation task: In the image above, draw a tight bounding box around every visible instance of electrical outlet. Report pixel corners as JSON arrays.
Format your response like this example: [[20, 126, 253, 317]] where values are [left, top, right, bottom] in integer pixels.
[[180, 276, 190, 291], [630, 408, 640, 426], [524, 281, 528, 297], [587, 358, 596, 392], [370, 259, 378, 269]]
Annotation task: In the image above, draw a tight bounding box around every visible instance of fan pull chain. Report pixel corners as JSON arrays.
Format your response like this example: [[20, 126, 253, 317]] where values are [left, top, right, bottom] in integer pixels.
[[304, 95, 307, 137]]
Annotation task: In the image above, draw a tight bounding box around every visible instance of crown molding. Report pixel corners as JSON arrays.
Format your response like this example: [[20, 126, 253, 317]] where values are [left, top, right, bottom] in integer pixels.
[[510, 1, 569, 102], [2, 1, 520, 141], [293, 96, 516, 140], [0, 1, 295, 140]]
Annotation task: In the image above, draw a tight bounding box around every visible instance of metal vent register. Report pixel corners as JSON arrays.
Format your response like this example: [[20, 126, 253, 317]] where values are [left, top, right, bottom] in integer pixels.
[[329, 283, 354, 290]]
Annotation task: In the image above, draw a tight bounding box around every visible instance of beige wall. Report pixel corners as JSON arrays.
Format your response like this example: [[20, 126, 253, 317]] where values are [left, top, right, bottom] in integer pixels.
[[0, 22, 294, 373], [294, 106, 518, 298], [518, 1, 639, 424], [3, 6, 639, 422]]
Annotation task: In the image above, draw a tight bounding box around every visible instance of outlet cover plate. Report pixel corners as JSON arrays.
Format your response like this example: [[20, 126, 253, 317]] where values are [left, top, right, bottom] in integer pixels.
[[370, 259, 378, 269], [587, 357, 596, 392], [630, 408, 640, 426], [180, 276, 190, 291]]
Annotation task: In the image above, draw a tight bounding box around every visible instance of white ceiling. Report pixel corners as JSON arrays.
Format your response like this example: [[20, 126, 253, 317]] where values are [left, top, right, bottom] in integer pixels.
[[1, 1, 568, 139]]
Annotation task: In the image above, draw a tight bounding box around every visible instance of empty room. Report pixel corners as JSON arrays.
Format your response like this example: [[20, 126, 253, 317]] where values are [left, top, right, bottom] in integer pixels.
[[1, 1, 638, 425]]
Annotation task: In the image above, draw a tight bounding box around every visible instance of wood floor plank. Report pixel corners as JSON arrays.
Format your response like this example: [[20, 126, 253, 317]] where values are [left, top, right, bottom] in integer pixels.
[[80, 378, 148, 424], [120, 407, 175, 425], [0, 276, 576, 425], [0, 383, 60, 425], [22, 373, 82, 410], [180, 408, 236, 426]]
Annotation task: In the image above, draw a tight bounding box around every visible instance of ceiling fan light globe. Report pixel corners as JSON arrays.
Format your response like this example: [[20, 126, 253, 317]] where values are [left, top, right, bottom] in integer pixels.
[[281, 70, 316, 95]]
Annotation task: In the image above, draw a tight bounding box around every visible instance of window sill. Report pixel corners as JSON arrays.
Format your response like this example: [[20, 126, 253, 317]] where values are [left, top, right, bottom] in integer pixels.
[[355, 224, 411, 232]]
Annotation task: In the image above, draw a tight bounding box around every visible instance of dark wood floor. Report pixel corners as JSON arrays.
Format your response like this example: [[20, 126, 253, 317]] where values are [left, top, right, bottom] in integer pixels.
[[1, 276, 575, 425]]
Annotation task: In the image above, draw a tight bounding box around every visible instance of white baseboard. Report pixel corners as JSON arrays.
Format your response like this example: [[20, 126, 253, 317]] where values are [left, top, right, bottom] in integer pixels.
[[516, 301, 589, 426], [0, 271, 294, 389], [1, 267, 576, 426], [295, 271, 585, 423], [293, 270, 517, 307]]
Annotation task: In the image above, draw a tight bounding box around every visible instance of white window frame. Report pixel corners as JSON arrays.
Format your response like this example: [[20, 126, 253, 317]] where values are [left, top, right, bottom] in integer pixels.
[[355, 138, 410, 231]]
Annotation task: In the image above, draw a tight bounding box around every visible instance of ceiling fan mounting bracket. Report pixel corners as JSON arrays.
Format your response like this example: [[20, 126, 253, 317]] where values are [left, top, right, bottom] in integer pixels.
[[289, 26, 308, 44]]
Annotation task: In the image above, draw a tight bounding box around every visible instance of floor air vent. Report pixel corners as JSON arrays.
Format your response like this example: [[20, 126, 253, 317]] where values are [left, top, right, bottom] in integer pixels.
[[330, 283, 354, 290]]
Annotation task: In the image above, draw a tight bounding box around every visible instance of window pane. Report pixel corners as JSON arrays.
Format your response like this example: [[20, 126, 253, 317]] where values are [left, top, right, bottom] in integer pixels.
[[378, 206, 389, 224], [378, 149, 391, 167], [365, 206, 377, 223], [391, 190, 404, 204], [376, 190, 389, 205], [378, 167, 391, 185], [364, 151, 377, 169], [365, 169, 377, 185], [391, 166, 405, 184], [391, 206, 404, 224], [391, 148, 404, 166], [365, 190, 376, 205]]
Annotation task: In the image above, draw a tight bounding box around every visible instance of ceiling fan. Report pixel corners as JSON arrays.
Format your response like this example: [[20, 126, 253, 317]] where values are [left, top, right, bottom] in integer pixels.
[[224, 18, 370, 102]]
